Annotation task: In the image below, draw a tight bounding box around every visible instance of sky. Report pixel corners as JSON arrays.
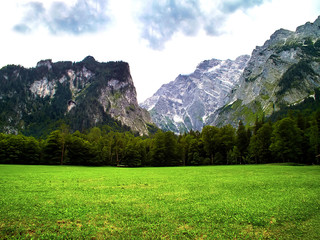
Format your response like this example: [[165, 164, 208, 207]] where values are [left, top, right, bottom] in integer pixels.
[[0, 0, 320, 103]]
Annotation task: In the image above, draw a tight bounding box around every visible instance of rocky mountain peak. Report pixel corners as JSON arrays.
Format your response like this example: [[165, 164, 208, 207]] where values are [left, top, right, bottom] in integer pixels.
[[0, 57, 153, 136], [196, 59, 221, 71], [36, 59, 53, 70], [141, 16, 320, 132], [268, 28, 292, 43], [296, 15, 320, 37], [213, 15, 320, 127], [141, 55, 250, 133]]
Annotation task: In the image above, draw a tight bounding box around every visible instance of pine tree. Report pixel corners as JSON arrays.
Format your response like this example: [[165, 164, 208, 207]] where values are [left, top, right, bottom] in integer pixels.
[[201, 126, 219, 165], [270, 118, 303, 163], [249, 122, 273, 164], [236, 121, 250, 164], [123, 141, 141, 167], [151, 131, 166, 166], [43, 130, 63, 165]]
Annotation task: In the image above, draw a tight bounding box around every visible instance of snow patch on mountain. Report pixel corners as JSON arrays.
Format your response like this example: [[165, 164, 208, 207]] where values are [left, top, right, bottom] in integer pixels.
[[141, 55, 250, 133]]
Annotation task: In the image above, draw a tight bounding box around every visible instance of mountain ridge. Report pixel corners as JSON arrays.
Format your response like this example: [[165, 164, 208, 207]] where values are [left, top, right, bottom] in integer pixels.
[[141, 55, 250, 133], [141, 16, 320, 130], [212, 15, 320, 126], [0, 56, 153, 136]]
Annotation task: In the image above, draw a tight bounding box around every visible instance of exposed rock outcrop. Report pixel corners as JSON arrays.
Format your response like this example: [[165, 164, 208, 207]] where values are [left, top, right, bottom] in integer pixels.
[[0, 56, 153, 136], [141, 55, 250, 133], [213, 16, 320, 126]]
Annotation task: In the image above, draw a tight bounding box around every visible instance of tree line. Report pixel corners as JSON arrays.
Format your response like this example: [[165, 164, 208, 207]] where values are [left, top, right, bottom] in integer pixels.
[[1, 110, 320, 167]]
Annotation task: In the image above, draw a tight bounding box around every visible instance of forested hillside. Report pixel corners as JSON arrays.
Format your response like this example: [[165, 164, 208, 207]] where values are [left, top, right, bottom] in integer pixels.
[[2, 94, 320, 166], [0, 56, 153, 137]]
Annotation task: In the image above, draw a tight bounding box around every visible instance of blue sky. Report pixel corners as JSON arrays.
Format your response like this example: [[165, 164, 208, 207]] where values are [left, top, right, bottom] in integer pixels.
[[1, 0, 320, 102]]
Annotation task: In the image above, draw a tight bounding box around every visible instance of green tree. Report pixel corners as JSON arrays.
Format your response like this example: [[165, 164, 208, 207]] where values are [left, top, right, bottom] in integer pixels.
[[67, 135, 97, 165], [112, 132, 125, 166], [306, 120, 320, 164], [43, 130, 63, 165], [216, 124, 236, 164], [141, 138, 153, 166], [0, 134, 39, 164], [0, 134, 8, 164], [214, 152, 224, 165], [151, 131, 179, 166], [22, 136, 41, 164], [253, 115, 264, 135], [188, 138, 201, 166], [227, 146, 240, 165], [151, 131, 166, 166], [87, 127, 102, 142], [269, 118, 303, 163], [236, 121, 250, 164], [164, 131, 180, 166], [249, 122, 273, 164], [123, 140, 142, 167], [201, 126, 219, 165], [59, 124, 70, 165], [136, 138, 149, 166], [178, 133, 202, 166]]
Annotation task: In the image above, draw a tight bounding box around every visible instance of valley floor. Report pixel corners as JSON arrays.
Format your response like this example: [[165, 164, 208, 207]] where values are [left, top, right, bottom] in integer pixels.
[[0, 164, 319, 239]]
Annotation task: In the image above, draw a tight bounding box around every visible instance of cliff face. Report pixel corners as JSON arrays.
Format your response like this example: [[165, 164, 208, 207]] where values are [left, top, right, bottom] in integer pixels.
[[0, 56, 152, 136], [213, 16, 320, 126], [141, 55, 249, 133], [141, 16, 320, 131]]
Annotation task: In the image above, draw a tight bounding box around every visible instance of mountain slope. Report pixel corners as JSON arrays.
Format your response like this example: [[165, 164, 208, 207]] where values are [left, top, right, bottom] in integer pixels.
[[141, 55, 249, 133], [212, 16, 320, 126], [0, 56, 153, 136]]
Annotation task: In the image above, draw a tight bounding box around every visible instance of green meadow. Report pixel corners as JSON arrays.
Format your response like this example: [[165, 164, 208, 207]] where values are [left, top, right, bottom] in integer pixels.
[[0, 164, 319, 239]]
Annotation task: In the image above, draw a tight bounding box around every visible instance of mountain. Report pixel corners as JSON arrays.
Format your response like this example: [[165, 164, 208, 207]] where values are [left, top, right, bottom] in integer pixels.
[[212, 16, 320, 126], [141, 55, 250, 133], [0, 56, 153, 136], [142, 16, 320, 131]]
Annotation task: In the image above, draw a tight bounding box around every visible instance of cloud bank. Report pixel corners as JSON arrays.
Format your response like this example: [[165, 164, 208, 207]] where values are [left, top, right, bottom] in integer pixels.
[[13, 0, 269, 49], [139, 0, 269, 50], [13, 0, 111, 35]]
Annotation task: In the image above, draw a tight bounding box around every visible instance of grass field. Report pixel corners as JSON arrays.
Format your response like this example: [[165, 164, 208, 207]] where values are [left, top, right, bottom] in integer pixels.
[[0, 164, 319, 239]]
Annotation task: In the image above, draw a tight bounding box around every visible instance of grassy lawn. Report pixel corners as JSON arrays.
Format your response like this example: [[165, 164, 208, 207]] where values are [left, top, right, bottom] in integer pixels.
[[0, 164, 319, 239]]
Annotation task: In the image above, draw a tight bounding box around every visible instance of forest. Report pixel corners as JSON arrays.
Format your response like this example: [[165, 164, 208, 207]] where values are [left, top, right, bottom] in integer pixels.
[[1, 105, 320, 167]]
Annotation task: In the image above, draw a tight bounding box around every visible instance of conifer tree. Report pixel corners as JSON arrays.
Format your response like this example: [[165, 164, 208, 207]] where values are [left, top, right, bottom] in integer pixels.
[[201, 126, 219, 165], [236, 120, 250, 164], [270, 118, 303, 162]]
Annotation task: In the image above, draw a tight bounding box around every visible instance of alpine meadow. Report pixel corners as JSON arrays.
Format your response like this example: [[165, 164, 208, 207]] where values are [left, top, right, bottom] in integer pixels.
[[1, 164, 320, 239]]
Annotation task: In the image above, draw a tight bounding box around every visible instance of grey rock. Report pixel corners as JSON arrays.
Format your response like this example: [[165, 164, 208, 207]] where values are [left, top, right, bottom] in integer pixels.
[[142, 15, 320, 131], [0, 57, 152, 136], [213, 15, 320, 127], [141, 55, 250, 133]]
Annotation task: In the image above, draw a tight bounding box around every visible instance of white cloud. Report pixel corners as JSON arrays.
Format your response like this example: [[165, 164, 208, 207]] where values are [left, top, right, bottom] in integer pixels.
[[0, 0, 319, 103], [13, 0, 111, 35]]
